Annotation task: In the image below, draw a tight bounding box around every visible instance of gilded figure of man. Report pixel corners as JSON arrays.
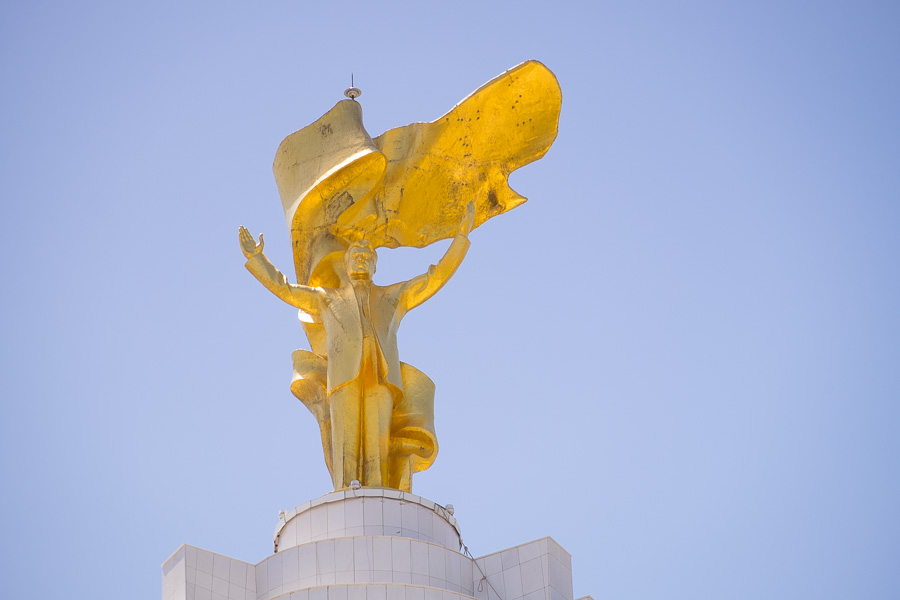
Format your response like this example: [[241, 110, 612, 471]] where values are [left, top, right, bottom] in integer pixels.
[[239, 203, 475, 490]]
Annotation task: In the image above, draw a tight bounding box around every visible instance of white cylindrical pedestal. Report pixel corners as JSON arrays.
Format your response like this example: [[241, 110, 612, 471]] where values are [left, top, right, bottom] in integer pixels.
[[273, 489, 461, 553]]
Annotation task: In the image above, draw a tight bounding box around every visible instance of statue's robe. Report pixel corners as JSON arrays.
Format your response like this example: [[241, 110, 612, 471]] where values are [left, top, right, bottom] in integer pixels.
[[245, 233, 470, 490]]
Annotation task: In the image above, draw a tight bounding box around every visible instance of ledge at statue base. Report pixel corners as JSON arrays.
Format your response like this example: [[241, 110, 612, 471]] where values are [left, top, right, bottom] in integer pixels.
[[162, 490, 589, 600]]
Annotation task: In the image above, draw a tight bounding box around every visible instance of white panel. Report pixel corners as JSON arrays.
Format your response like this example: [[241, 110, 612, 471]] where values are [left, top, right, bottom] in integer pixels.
[[335, 538, 355, 572], [354, 538, 373, 572], [298, 543, 317, 580], [519, 557, 544, 595], [367, 584, 388, 600], [348, 585, 367, 600], [246, 564, 256, 593], [460, 556, 474, 593], [502, 565, 523, 600], [428, 545, 446, 581], [374, 569, 394, 583], [539, 556, 549, 586], [392, 571, 411, 584], [328, 501, 346, 534], [330, 585, 349, 600], [547, 557, 562, 596], [500, 549, 518, 572], [363, 499, 383, 528], [406, 586, 425, 600], [280, 523, 298, 550], [228, 582, 245, 600], [486, 572, 505, 600], [484, 554, 502, 577], [410, 543, 429, 576], [162, 548, 185, 600], [196, 571, 213, 592], [345, 499, 365, 529], [230, 559, 247, 588], [391, 538, 411, 573], [310, 506, 328, 540], [214, 555, 230, 581], [561, 564, 573, 600], [296, 509, 313, 543], [195, 587, 212, 600], [212, 576, 229, 597], [336, 571, 355, 584], [383, 499, 402, 529], [197, 550, 214, 576], [387, 583, 406, 600], [517, 542, 541, 564], [282, 546, 300, 586], [431, 514, 445, 544], [444, 550, 461, 587], [267, 552, 284, 592], [400, 502, 418, 531], [416, 509, 433, 541], [373, 538, 392, 571], [317, 540, 336, 574], [298, 576, 318, 590]]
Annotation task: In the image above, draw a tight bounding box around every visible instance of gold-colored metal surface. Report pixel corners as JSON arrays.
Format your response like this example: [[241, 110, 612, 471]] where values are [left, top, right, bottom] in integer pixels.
[[241, 60, 560, 491]]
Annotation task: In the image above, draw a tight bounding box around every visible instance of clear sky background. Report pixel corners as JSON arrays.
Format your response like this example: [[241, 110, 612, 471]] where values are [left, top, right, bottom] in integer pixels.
[[2, 1, 899, 599]]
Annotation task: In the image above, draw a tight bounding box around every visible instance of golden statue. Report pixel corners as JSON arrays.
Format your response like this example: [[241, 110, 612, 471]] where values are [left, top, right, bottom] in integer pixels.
[[240, 60, 561, 492]]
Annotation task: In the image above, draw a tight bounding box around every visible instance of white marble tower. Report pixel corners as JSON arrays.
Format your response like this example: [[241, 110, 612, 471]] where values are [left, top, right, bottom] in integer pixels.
[[162, 488, 587, 600]]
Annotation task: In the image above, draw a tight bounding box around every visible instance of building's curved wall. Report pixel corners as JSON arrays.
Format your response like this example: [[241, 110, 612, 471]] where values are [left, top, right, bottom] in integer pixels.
[[267, 584, 477, 600], [274, 490, 461, 553], [257, 537, 474, 600]]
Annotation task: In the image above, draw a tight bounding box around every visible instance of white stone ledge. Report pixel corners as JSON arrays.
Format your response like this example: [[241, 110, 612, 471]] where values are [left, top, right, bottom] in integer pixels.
[[266, 584, 479, 600], [274, 491, 461, 553], [256, 537, 474, 600]]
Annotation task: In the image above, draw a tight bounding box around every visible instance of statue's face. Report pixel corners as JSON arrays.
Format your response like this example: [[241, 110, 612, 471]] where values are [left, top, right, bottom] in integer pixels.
[[345, 245, 376, 279]]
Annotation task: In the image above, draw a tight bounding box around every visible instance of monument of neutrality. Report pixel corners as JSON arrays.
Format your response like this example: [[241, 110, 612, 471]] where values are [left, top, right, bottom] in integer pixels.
[[163, 60, 590, 600]]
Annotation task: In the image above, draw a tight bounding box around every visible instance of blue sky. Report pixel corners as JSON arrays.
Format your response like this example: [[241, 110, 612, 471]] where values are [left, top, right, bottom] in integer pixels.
[[2, 1, 899, 599]]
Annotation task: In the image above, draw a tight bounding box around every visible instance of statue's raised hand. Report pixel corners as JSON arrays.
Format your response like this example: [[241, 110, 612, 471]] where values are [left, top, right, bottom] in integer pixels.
[[459, 201, 476, 236], [239, 226, 265, 258]]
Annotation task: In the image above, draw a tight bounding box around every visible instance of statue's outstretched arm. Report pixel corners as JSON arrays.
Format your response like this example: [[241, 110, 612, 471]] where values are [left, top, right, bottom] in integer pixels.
[[401, 202, 475, 311], [239, 226, 324, 316]]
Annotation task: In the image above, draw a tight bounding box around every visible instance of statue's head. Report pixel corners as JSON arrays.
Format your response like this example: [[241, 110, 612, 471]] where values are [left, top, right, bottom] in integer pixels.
[[344, 240, 377, 280]]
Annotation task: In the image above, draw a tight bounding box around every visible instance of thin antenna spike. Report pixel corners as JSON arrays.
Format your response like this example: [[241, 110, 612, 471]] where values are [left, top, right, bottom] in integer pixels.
[[344, 74, 362, 101]]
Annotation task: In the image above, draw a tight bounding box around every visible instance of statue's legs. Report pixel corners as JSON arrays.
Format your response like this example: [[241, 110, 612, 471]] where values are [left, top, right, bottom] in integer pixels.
[[328, 382, 361, 490], [361, 384, 393, 487]]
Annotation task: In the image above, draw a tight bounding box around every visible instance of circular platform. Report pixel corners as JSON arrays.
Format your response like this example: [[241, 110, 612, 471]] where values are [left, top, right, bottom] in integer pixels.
[[273, 489, 461, 553]]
